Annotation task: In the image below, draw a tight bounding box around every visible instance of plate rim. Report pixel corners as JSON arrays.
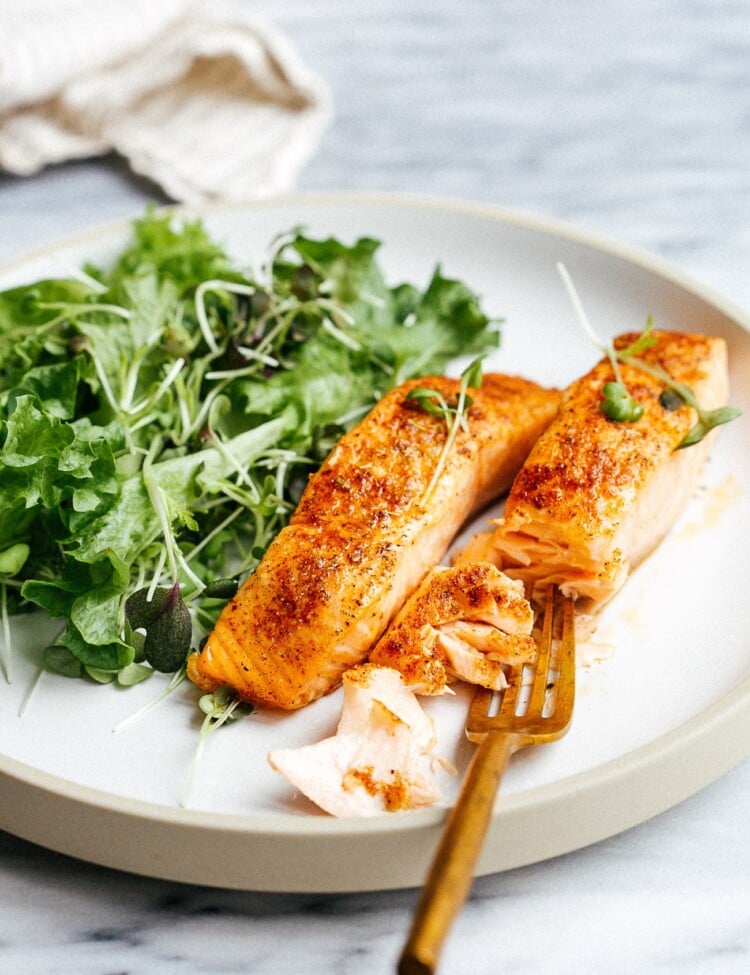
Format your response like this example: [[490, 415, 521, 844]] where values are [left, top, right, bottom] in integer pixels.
[[1, 190, 749, 890], [4, 189, 750, 334]]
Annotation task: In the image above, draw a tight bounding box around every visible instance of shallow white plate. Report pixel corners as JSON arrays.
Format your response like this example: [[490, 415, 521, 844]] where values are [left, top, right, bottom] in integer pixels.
[[1, 193, 749, 892]]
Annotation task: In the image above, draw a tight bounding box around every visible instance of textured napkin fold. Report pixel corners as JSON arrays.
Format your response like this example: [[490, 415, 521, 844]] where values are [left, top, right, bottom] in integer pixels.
[[0, 0, 332, 201]]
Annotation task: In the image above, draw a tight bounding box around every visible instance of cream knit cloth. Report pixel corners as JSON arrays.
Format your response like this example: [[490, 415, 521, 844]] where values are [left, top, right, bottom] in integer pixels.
[[0, 0, 332, 201]]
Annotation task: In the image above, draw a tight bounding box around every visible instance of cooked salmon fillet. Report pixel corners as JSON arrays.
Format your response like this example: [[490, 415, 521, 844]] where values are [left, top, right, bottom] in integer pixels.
[[268, 663, 445, 816], [369, 562, 536, 694], [460, 331, 730, 620], [189, 373, 561, 709]]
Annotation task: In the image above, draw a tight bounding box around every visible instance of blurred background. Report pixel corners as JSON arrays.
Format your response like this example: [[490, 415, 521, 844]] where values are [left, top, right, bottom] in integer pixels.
[[3, 0, 750, 307]]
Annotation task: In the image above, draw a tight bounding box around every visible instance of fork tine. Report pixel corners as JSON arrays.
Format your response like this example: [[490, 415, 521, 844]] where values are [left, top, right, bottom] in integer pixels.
[[555, 589, 576, 718], [467, 673, 521, 739], [467, 685, 494, 723], [526, 584, 556, 716]]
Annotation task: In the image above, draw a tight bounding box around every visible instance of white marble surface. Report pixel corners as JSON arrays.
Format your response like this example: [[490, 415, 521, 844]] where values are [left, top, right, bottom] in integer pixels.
[[2, 1, 750, 973]]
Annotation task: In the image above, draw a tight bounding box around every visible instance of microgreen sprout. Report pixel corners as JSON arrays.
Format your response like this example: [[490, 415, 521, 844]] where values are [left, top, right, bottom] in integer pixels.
[[194, 279, 258, 353], [112, 664, 188, 734], [0, 582, 11, 684], [181, 687, 254, 807], [600, 381, 644, 423], [18, 664, 44, 718], [407, 355, 485, 505], [618, 353, 742, 449], [0, 543, 31, 683], [556, 263, 741, 447], [406, 386, 454, 425]]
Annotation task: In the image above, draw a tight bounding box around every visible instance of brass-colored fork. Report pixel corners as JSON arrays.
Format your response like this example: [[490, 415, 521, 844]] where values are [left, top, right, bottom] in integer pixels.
[[398, 585, 576, 975]]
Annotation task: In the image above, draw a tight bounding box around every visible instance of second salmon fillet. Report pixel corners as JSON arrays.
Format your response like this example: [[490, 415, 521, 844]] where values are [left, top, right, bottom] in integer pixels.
[[460, 331, 730, 623], [189, 373, 561, 709]]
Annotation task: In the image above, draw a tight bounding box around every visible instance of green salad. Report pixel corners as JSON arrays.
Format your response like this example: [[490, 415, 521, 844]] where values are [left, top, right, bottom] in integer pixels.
[[0, 210, 500, 689]]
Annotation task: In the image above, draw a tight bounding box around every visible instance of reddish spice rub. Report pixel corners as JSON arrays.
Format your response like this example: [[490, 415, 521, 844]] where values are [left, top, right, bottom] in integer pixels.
[[369, 562, 536, 694], [343, 766, 410, 812], [268, 663, 445, 815], [189, 373, 561, 709], [460, 331, 730, 618]]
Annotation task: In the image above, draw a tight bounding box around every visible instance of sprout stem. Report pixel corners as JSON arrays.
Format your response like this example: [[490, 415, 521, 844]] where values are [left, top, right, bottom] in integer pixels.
[[194, 279, 258, 353], [18, 665, 44, 717], [112, 666, 187, 733], [1, 583, 12, 684]]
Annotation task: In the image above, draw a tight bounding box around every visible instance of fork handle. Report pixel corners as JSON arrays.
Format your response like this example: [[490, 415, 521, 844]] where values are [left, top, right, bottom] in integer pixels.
[[398, 732, 517, 975]]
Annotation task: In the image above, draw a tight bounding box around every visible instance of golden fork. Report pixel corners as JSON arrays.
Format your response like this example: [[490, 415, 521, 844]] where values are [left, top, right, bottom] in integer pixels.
[[398, 584, 576, 975]]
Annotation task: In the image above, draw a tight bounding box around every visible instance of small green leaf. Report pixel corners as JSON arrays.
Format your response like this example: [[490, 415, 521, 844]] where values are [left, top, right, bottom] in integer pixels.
[[116, 662, 154, 687], [201, 578, 239, 600], [85, 665, 118, 684], [705, 405, 742, 428], [460, 355, 485, 390], [43, 644, 83, 679], [0, 543, 30, 576], [619, 316, 658, 358], [199, 687, 253, 722], [676, 406, 742, 449], [405, 386, 450, 418], [124, 618, 146, 660], [600, 382, 644, 422]]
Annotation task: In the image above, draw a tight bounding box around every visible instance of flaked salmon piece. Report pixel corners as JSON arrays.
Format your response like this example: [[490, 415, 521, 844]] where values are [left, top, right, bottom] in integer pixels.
[[268, 664, 445, 816], [190, 373, 561, 709], [460, 331, 730, 621], [369, 562, 536, 694]]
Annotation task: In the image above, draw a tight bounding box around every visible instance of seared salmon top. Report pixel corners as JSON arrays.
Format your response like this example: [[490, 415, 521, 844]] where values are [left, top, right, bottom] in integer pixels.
[[189, 373, 561, 709], [506, 332, 726, 539], [369, 562, 536, 695], [465, 331, 729, 618]]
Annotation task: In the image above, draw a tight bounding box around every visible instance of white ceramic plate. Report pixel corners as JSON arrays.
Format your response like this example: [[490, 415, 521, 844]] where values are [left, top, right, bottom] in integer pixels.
[[1, 193, 749, 893]]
